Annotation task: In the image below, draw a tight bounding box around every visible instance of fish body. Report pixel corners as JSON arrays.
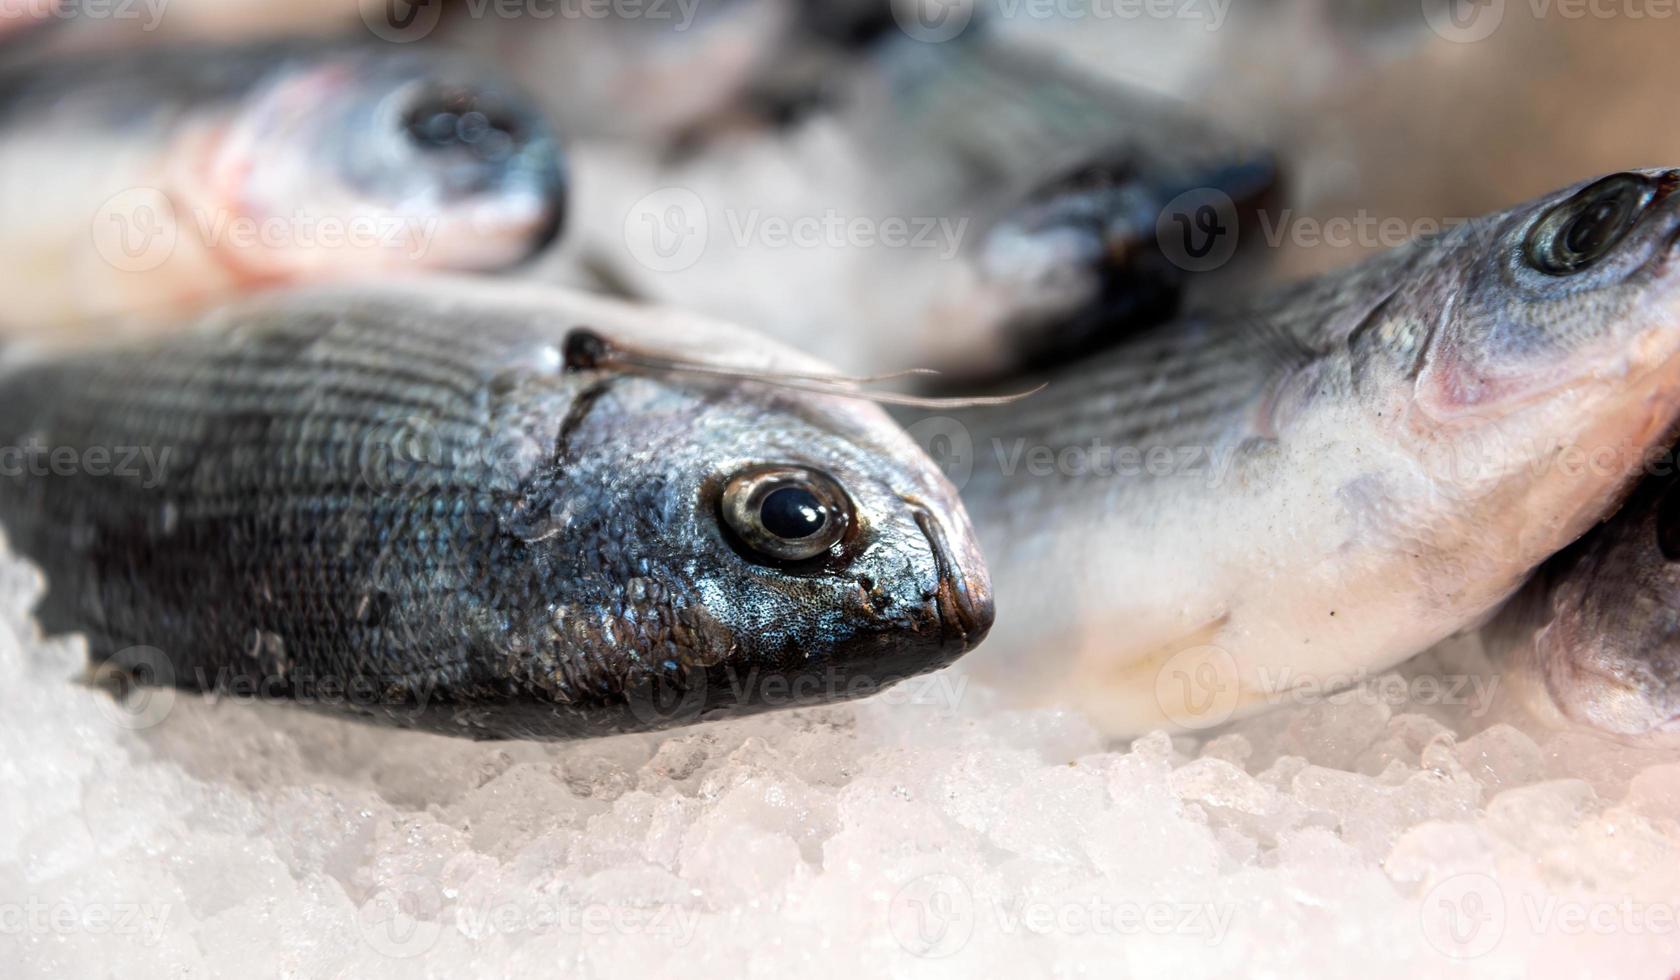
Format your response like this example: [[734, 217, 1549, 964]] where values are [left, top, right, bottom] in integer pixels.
[[1485, 455, 1680, 744], [925, 170, 1680, 734], [0, 41, 566, 338], [0, 280, 991, 739], [574, 26, 1276, 377], [440, 0, 803, 144]]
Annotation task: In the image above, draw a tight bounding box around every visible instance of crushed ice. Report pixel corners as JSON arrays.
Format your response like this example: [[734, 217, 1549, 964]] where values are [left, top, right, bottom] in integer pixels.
[[2, 540, 1678, 978]]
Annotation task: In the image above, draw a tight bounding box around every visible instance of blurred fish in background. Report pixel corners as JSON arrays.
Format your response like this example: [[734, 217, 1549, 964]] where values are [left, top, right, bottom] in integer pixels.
[[0, 39, 566, 340], [554, 6, 1280, 377]]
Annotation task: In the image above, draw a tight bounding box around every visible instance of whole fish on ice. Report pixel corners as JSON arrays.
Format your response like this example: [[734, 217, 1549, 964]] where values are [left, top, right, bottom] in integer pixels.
[[0, 280, 991, 739], [916, 170, 1680, 734]]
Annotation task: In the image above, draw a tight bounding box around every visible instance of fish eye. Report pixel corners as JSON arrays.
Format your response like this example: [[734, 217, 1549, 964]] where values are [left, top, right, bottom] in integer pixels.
[[720, 465, 854, 563], [1524, 173, 1654, 276], [403, 88, 526, 164]]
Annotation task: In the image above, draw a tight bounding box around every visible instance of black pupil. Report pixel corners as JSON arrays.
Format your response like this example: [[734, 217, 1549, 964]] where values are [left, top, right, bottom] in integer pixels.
[[760, 486, 827, 540], [405, 95, 523, 163], [1562, 197, 1626, 258]]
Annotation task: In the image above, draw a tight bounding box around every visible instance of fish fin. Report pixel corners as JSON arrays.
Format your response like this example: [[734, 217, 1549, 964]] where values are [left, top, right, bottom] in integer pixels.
[[561, 327, 1046, 409]]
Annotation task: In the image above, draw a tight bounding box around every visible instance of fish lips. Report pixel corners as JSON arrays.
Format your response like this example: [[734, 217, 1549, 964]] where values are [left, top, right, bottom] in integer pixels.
[[619, 502, 994, 733]]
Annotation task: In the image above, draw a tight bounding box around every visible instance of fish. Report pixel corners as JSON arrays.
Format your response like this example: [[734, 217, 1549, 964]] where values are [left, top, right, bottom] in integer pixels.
[[0, 279, 992, 740], [1483, 452, 1680, 745], [907, 169, 1680, 735], [438, 0, 804, 144], [0, 41, 567, 339], [572, 24, 1277, 378]]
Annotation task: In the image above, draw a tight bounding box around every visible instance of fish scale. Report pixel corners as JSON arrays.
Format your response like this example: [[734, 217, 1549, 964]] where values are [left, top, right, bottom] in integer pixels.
[[0, 281, 995, 739], [925, 171, 1680, 734]]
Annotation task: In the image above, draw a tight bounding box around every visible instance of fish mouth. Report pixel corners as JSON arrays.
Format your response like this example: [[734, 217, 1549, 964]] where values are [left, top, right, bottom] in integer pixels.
[[907, 500, 995, 651]]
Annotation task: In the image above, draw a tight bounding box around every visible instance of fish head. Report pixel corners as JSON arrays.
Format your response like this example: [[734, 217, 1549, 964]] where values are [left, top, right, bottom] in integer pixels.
[[186, 47, 565, 282], [1404, 170, 1680, 432], [1336, 171, 1680, 542], [514, 351, 993, 734], [1491, 471, 1680, 745]]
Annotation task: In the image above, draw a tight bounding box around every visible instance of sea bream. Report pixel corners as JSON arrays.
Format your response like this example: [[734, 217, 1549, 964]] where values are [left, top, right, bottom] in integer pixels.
[[0, 280, 992, 739], [572, 24, 1276, 378], [916, 170, 1680, 735], [0, 42, 566, 339], [1484, 451, 1680, 745]]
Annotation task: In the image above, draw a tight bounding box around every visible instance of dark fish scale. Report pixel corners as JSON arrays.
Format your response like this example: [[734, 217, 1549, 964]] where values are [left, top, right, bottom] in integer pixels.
[[0, 302, 611, 733]]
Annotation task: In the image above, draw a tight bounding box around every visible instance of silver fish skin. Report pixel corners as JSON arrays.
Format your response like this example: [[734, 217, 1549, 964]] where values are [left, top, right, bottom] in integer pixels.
[[573, 27, 1275, 378], [0, 41, 566, 337], [917, 169, 1680, 735], [440, 0, 801, 143], [1484, 457, 1680, 745], [0, 280, 991, 740]]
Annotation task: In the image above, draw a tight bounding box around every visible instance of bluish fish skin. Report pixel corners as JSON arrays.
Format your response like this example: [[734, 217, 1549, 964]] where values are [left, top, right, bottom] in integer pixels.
[[0, 282, 992, 740], [909, 170, 1680, 734], [0, 40, 567, 333]]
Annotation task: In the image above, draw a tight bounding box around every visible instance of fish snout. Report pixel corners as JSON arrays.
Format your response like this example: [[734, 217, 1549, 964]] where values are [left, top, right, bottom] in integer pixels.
[[909, 501, 996, 654]]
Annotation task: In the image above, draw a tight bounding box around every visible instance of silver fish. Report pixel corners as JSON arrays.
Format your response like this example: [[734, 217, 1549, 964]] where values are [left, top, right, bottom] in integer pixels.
[[913, 170, 1680, 735], [439, 0, 801, 143], [575, 26, 1276, 378], [0, 41, 566, 337], [1484, 454, 1680, 745], [0, 280, 991, 739]]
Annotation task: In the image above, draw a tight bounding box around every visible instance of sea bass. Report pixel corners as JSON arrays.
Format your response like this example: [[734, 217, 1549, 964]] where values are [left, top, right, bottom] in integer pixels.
[[0, 42, 566, 339], [1484, 452, 1680, 745], [917, 170, 1680, 735], [0, 280, 991, 739]]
